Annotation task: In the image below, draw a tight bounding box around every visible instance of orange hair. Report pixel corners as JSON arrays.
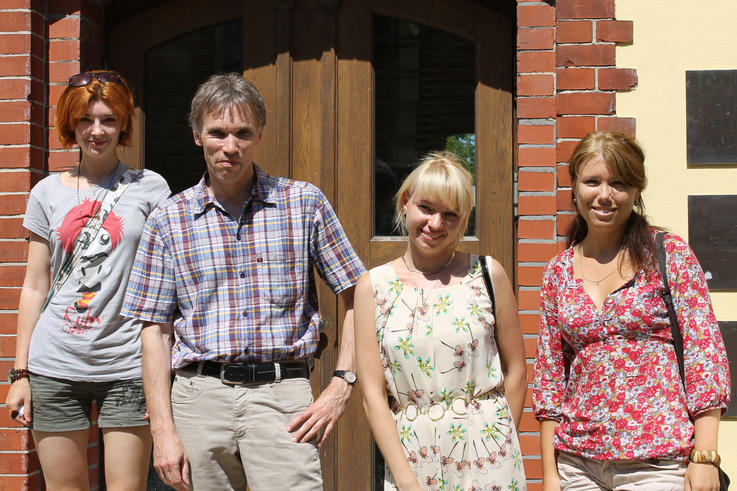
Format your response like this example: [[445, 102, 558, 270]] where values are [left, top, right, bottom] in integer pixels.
[[54, 70, 134, 147]]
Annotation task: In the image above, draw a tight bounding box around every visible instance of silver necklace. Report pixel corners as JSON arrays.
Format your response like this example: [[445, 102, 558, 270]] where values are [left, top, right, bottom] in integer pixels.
[[401, 251, 455, 275], [578, 248, 619, 286], [75, 163, 85, 220]]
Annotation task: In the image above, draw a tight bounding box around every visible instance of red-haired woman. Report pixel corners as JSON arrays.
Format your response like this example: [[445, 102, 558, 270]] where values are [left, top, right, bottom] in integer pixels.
[[6, 71, 170, 489], [533, 131, 729, 490]]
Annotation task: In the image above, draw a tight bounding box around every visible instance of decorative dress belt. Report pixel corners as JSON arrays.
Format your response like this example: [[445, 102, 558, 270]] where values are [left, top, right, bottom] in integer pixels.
[[393, 390, 502, 422], [182, 360, 310, 386]]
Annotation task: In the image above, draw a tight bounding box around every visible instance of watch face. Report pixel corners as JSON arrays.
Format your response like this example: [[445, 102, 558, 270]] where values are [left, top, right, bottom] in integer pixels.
[[344, 370, 357, 384]]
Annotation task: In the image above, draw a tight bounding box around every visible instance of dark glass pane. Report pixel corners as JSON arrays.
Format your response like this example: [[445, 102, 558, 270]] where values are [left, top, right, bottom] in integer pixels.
[[145, 20, 242, 194], [374, 15, 476, 236]]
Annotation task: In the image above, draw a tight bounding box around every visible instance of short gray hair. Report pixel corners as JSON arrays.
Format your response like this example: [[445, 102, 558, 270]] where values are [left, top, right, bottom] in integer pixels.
[[189, 73, 266, 133]]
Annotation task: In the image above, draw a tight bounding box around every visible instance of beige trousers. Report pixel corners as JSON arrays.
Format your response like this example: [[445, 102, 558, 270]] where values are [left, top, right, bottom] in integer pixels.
[[558, 451, 687, 490], [171, 370, 322, 491]]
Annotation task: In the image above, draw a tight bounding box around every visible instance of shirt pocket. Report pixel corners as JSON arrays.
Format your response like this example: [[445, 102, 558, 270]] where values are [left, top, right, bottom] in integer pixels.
[[255, 252, 307, 307]]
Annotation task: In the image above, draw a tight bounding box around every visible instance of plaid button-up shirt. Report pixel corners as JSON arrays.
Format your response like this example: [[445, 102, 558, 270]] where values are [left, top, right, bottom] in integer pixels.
[[122, 165, 365, 368]]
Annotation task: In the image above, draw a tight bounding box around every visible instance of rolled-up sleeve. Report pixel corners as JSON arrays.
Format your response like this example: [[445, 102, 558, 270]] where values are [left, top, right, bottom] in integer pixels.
[[121, 209, 178, 324], [310, 192, 365, 294], [533, 261, 568, 421], [665, 234, 730, 416]]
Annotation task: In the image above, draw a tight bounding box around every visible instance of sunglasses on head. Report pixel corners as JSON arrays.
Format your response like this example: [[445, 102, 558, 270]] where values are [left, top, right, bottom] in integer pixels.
[[68, 71, 123, 87]]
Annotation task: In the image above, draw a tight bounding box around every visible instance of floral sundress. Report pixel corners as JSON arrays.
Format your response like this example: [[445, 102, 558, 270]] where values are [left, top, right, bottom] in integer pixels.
[[371, 255, 527, 491]]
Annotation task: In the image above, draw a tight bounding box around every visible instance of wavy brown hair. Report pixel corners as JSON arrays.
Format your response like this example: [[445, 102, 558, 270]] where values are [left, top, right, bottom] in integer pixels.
[[567, 130, 660, 272]]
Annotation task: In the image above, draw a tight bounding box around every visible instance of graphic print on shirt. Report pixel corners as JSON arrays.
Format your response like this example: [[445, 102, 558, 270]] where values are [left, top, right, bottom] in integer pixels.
[[57, 197, 124, 334]]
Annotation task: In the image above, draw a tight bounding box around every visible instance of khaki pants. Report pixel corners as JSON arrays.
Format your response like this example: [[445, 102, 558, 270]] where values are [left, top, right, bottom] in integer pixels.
[[558, 451, 687, 490], [171, 370, 322, 491]]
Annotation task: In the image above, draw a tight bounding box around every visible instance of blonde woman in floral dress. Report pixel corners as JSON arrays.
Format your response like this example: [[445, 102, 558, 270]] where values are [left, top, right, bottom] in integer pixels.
[[355, 152, 528, 491]]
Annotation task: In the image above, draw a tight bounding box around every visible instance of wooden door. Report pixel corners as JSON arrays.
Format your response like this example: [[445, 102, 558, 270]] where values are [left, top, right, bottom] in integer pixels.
[[334, 2, 515, 487], [107, 0, 513, 488]]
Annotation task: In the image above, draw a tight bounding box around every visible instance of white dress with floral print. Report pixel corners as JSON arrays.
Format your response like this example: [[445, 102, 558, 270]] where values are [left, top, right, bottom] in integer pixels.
[[371, 255, 526, 491]]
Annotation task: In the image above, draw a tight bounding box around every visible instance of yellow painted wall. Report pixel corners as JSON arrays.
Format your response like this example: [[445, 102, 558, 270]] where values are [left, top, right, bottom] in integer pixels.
[[616, 0, 737, 474]]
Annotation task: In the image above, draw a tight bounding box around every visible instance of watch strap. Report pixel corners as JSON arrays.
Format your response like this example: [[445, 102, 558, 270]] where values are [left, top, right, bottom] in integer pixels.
[[333, 370, 356, 383]]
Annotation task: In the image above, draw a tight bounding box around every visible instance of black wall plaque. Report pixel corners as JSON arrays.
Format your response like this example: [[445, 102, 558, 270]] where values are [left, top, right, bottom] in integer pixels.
[[686, 70, 737, 164], [688, 195, 737, 290], [718, 322, 736, 418]]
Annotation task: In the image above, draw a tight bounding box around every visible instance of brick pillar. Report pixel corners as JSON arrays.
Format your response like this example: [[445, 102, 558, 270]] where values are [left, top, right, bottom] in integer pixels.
[[0, 0, 45, 488], [555, 0, 636, 234], [516, 2, 558, 485], [48, 0, 104, 173], [516, 0, 637, 489], [1, 0, 104, 488]]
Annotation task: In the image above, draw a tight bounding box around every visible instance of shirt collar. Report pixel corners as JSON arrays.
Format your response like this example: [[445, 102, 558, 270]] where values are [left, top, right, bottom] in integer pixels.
[[189, 163, 276, 216]]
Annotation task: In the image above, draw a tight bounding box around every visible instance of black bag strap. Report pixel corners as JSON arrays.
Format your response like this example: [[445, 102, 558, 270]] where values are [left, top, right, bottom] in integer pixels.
[[655, 232, 687, 389], [479, 255, 496, 321], [656, 232, 731, 490]]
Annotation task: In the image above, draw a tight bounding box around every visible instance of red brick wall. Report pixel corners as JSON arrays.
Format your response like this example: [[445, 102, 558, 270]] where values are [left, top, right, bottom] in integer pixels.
[[0, 0, 103, 489], [516, 0, 636, 488]]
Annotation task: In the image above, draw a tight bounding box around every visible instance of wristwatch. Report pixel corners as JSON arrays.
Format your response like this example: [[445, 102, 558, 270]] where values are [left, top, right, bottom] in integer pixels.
[[333, 370, 357, 384], [689, 448, 721, 467], [7, 368, 29, 384]]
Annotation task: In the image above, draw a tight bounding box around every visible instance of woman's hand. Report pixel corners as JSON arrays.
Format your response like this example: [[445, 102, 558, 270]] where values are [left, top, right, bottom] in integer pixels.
[[542, 473, 562, 491], [6, 378, 32, 426], [684, 462, 720, 491], [688, 410, 721, 491], [395, 476, 424, 491]]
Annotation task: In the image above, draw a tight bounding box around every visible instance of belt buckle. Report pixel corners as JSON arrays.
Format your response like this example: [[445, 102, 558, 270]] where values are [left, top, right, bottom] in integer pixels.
[[220, 363, 247, 386]]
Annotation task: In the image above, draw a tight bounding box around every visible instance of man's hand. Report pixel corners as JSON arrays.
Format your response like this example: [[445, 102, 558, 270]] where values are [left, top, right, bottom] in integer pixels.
[[685, 462, 720, 491], [286, 377, 352, 447], [152, 428, 191, 491]]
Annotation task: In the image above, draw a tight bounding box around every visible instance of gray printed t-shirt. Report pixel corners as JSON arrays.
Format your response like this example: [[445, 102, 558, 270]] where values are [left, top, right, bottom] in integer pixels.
[[23, 163, 170, 381]]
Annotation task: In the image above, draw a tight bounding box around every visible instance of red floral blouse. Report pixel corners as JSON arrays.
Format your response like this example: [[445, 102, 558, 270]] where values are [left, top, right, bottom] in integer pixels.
[[532, 232, 730, 461]]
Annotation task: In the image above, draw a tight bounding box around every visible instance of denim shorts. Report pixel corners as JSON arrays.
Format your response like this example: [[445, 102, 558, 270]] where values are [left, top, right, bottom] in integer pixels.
[[29, 373, 148, 432]]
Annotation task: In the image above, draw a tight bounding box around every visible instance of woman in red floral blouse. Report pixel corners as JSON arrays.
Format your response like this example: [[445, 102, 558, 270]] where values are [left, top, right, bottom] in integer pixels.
[[533, 131, 730, 490]]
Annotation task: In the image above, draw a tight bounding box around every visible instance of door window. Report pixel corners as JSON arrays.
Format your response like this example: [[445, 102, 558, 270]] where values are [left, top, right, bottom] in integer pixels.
[[374, 15, 476, 236], [145, 20, 242, 194]]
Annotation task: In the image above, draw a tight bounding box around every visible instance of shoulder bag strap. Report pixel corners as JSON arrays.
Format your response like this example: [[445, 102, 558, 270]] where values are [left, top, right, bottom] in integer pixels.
[[479, 255, 496, 321], [655, 232, 687, 389], [656, 233, 732, 490], [41, 166, 135, 312]]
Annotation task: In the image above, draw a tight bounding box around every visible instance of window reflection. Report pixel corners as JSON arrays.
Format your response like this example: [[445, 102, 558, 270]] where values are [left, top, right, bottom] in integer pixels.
[[145, 20, 242, 194], [374, 15, 476, 236]]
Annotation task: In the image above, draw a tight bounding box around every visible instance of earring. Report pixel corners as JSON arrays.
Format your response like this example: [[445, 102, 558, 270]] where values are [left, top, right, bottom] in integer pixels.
[[572, 195, 577, 204], [634, 199, 641, 207]]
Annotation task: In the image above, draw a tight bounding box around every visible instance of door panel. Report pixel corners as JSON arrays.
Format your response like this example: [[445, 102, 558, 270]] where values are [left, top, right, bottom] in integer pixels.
[[107, 0, 513, 488], [337, 0, 515, 275]]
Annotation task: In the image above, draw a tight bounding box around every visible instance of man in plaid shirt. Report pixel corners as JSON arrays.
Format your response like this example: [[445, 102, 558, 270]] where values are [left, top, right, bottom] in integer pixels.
[[122, 73, 365, 490]]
